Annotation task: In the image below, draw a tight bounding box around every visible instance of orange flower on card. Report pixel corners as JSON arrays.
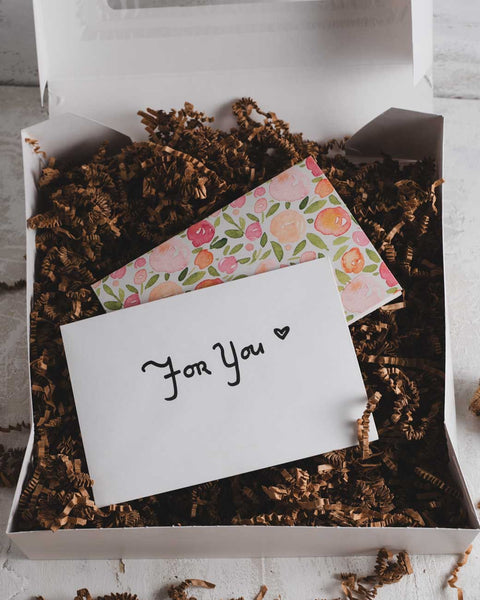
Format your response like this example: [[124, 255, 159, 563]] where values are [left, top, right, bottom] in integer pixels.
[[270, 210, 307, 244], [314, 207, 351, 236], [195, 278, 223, 290], [314, 178, 334, 197], [341, 247, 365, 274], [148, 281, 183, 302], [194, 249, 214, 269]]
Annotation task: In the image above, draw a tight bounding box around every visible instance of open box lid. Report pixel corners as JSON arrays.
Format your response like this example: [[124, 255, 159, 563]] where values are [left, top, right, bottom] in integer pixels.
[[33, 0, 433, 141]]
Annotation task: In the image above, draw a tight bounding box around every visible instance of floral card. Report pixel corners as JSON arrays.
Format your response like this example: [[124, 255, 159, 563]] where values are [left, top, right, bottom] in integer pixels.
[[93, 157, 401, 323], [63, 259, 374, 507]]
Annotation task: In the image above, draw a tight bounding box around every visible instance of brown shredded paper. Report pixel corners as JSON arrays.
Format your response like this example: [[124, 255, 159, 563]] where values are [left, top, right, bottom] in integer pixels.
[[17, 98, 467, 533], [35, 548, 413, 600], [447, 545, 473, 600]]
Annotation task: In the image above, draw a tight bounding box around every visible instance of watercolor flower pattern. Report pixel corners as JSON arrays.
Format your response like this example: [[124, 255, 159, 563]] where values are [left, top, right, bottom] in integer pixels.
[[270, 210, 306, 244], [341, 248, 364, 274], [187, 220, 215, 247], [149, 239, 190, 273], [94, 157, 401, 323], [269, 166, 310, 202], [314, 207, 351, 236]]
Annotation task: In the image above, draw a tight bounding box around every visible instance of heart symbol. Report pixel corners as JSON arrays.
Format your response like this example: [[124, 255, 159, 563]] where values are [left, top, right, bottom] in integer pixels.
[[274, 326, 290, 341]]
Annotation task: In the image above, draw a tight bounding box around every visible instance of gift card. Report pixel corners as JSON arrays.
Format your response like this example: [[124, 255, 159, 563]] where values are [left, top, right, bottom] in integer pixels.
[[64, 258, 375, 507], [93, 156, 401, 324]]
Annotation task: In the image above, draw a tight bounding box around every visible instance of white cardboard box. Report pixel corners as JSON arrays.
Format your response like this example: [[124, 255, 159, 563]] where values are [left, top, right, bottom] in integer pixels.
[[6, 0, 480, 558]]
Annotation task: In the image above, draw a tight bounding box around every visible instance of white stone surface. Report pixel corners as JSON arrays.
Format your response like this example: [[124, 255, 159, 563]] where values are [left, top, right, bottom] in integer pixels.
[[1, 1, 480, 599]]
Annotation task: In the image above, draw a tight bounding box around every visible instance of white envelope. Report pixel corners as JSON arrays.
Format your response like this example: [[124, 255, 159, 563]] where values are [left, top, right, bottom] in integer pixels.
[[61, 258, 375, 507]]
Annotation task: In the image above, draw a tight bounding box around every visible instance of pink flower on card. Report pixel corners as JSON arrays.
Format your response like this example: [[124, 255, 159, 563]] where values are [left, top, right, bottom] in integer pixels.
[[245, 243, 254, 252], [254, 197, 268, 213], [269, 166, 310, 202], [134, 268, 148, 285], [218, 256, 238, 274], [352, 230, 369, 247], [255, 258, 278, 274], [149, 238, 190, 273], [305, 156, 323, 177], [134, 257, 147, 268], [254, 187, 266, 198], [341, 274, 383, 314], [110, 266, 127, 279], [92, 280, 101, 289], [245, 222, 263, 241], [148, 281, 183, 302], [379, 261, 398, 287], [230, 195, 246, 209], [124, 293, 141, 308], [300, 250, 317, 263], [187, 220, 215, 247]]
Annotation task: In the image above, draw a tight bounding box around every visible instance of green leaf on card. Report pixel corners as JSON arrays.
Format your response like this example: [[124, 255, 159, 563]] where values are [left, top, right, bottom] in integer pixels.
[[333, 236, 349, 245], [126, 284, 138, 294], [387, 287, 400, 294], [271, 241, 284, 262], [260, 232, 268, 247], [307, 218, 314, 224], [363, 264, 378, 273], [304, 199, 327, 214], [208, 266, 220, 277], [145, 274, 160, 289], [104, 300, 122, 311], [223, 213, 237, 227], [165, 273, 170, 281], [214, 217, 221, 227], [118, 288, 125, 302], [223, 245, 230, 256], [178, 267, 188, 282], [346, 314, 354, 322], [329, 194, 340, 205], [225, 229, 244, 238], [238, 257, 250, 264], [230, 243, 243, 254], [285, 202, 291, 209], [233, 274, 248, 280], [333, 245, 348, 262], [239, 217, 246, 230], [210, 237, 228, 249], [102, 284, 116, 298], [299, 196, 309, 210], [335, 269, 351, 285], [260, 250, 271, 260], [306, 233, 328, 250], [266, 203, 280, 218], [247, 213, 259, 222], [293, 240, 307, 256], [366, 248, 381, 263], [183, 271, 206, 286]]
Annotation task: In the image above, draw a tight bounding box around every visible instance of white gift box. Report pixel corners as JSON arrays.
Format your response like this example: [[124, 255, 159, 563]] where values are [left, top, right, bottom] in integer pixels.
[[7, 0, 480, 558]]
